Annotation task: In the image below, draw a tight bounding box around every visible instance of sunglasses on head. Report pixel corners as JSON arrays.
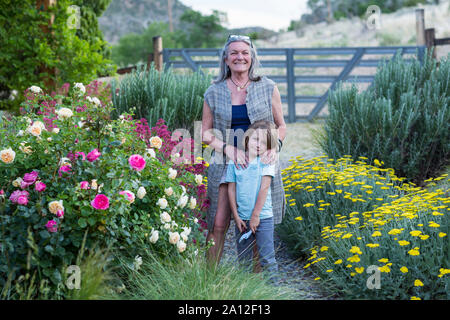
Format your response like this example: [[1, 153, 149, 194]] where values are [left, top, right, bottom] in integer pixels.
[[227, 34, 253, 47]]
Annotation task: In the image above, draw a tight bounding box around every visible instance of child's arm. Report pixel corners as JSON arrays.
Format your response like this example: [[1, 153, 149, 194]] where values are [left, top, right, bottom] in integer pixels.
[[249, 175, 272, 234]]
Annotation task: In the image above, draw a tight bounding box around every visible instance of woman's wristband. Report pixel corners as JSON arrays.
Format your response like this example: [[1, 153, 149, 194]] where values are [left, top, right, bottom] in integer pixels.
[[222, 143, 227, 154]]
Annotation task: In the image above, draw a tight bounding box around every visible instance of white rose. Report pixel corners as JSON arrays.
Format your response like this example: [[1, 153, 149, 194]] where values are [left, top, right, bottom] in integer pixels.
[[17, 130, 24, 137], [168, 232, 180, 245], [157, 198, 168, 209], [180, 185, 186, 195], [57, 107, 74, 120], [168, 168, 177, 180], [180, 232, 188, 242], [149, 136, 162, 149], [91, 97, 101, 106], [149, 230, 159, 243], [29, 85, 42, 94], [133, 255, 142, 271], [52, 127, 60, 134], [177, 240, 186, 253], [163, 223, 171, 229], [9, 90, 18, 100], [137, 186, 146, 199], [164, 187, 173, 197], [194, 174, 203, 185], [74, 82, 86, 95], [189, 197, 197, 209], [177, 195, 188, 209], [59, 157, 71, 166], [160, 211, 171, 223], [32, 121, 46, 130], [145, 148, 156, 159], [12, 177, 23, 188], [194, 218, 198, 224], [86, 96, 93, 103], [182, 226, 191, 236]]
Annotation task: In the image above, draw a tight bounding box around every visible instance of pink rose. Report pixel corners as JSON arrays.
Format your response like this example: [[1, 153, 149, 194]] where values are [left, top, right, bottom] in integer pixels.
[[9, 190, 29, 204], [17, 195, 28, 206], [87, 149, 101, 162], [58, 165, 72, 177], [0, 189, 4, 196], [128, 154, 146, 171], [45, 220, 58, 233], [80, 181, 90, 190], [91, 194, 109, 210], [35, 181, 46, 192], [75, 151, 86, 161], [119, 190, 135, 203], [56, 209, 64, 218], [21, 171, 39, 188]]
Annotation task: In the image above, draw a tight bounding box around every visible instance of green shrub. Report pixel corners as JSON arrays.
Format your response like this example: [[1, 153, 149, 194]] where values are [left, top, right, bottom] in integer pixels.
[[319, 51, 449, 186], [111, 64, 212, 132], [0, 84, 207, 299]]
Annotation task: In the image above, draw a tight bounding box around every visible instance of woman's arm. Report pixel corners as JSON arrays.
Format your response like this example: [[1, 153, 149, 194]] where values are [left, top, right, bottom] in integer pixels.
[[249, 175, 272, 233], [272, 85, 286, 142]]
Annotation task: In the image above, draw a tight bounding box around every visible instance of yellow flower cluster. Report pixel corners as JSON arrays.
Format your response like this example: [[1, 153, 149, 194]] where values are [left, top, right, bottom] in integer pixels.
[[282, 155, 449, 299]]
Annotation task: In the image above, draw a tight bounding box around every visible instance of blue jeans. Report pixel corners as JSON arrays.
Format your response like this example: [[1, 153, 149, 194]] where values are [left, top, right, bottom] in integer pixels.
[[235, 217, 278, 277]]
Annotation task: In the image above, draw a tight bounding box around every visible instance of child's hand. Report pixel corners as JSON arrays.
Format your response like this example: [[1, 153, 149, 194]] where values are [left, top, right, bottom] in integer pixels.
[[235, 216, 247, 233], [249, 215, 260, 234]]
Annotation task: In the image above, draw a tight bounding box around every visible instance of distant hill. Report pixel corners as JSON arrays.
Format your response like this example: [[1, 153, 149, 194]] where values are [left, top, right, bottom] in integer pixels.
[[98, 0, 190, 44], [98, 0, 278, 45]]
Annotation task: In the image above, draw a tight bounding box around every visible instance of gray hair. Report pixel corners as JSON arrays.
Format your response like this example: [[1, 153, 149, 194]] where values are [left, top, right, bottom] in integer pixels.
[[213, 39, 261, 84]]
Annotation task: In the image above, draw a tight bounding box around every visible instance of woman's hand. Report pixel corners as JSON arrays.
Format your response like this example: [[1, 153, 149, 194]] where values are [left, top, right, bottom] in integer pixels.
[[260, 147, 277, 165], [225, 145, 248, 169]]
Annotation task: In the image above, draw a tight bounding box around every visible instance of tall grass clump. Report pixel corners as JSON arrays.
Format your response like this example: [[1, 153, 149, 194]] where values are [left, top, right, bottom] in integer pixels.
[[105, 248, 296, 300], [111, 63, 212, 132], [318, 51, 449, 186]]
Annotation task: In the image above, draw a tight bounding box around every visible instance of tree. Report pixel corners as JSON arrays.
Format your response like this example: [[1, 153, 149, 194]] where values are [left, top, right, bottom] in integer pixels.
[[0, 0, 116, 111]]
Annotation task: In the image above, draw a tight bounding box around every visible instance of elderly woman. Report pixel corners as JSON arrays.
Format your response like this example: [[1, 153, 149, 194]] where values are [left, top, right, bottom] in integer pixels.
[[202, 35, 286, 265]]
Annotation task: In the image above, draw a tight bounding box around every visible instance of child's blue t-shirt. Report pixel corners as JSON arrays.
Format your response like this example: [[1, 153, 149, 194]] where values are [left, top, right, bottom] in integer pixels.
[[225, 156, 275, 220]]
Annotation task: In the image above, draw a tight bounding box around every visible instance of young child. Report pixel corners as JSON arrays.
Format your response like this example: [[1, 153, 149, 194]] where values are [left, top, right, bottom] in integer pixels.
[[225, 120, 279, 278]]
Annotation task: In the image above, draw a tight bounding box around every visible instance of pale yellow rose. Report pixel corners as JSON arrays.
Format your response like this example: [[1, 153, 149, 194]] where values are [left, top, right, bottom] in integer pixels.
[[0, 148, 16, 164], [48, 200, 64, 215], [168, 231, 180, 245], [149, 136, 162, 149]]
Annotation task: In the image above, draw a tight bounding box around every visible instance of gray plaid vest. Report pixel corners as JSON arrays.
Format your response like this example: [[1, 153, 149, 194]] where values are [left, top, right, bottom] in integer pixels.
[[203, 76, 286, 230]]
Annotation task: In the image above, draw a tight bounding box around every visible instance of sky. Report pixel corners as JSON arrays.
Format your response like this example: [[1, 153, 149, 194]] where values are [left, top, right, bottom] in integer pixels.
[[179, 0, 310, 31]]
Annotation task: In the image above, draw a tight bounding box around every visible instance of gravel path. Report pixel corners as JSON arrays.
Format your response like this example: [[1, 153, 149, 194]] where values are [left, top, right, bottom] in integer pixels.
[[221, 219, 335, 300]]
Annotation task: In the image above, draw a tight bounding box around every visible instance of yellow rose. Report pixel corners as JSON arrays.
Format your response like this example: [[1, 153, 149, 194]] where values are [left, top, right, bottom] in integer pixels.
[[0, 148, 16, 164]]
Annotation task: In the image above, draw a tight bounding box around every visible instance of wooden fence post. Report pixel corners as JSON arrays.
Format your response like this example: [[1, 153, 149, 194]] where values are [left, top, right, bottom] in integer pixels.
[[415, 9, 426, 46], [153, 36, 163, 72], [425, 28, 436, 59]]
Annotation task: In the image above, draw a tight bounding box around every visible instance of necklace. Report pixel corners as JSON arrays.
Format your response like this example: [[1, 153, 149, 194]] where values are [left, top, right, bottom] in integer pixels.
[[230, 77, 249, 92]]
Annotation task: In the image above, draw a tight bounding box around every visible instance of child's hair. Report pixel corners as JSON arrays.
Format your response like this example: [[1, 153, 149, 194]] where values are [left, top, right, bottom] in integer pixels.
[[244, 120, 278, 152]]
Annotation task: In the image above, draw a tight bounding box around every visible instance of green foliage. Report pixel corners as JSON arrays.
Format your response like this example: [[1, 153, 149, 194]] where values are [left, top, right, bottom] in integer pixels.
[[177, 9, 227, 48], [0, 85, 206, 299], [0, 0, 116, 110], [111, 64, 212, 132], [318, 52, 450, 186], [111, 22, 181, 67], [106, 248, 296, 300]]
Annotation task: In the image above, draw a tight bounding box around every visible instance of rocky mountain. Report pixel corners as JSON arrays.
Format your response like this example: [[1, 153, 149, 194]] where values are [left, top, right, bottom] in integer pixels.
[[98, 0, 190, 44], [98, 0, 277, 45]]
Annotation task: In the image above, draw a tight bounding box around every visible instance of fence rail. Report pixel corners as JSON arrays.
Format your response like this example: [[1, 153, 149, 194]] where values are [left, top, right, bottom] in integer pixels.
[[163, 45, 425, 122]]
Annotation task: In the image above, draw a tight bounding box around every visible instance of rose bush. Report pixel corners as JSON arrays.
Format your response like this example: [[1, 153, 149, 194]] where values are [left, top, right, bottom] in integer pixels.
[[0, 83, 208, 298]]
